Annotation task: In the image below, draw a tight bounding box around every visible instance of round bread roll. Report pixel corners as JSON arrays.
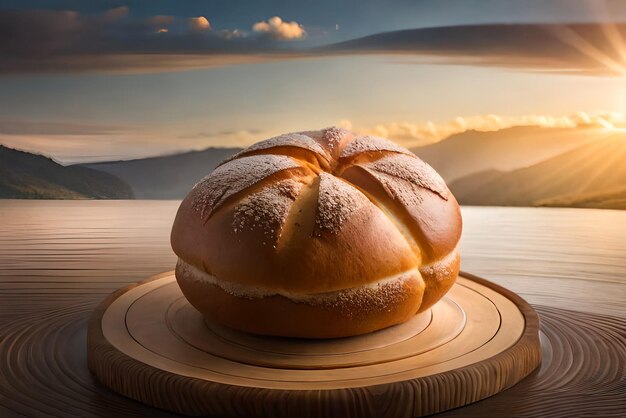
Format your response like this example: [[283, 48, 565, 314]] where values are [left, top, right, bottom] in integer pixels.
[[171, 127, 462, 338]]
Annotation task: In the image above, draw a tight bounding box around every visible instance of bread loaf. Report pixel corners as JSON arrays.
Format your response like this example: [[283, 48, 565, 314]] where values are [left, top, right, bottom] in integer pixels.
[[171, 127, 462, 338]]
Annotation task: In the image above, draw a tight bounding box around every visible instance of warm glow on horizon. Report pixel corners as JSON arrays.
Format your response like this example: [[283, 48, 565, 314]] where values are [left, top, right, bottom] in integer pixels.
[[2, 110, 624, 164], [603, 123, 626, 133], [340, 111, 626, 147]]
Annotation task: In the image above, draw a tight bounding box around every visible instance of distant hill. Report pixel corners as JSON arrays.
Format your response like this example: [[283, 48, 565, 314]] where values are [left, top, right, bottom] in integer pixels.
[[0, 145, 133, 199], [75, 127, 625, 210], [80, 147, 241, 199], [446, 169, 504, 197], [449, 134, 626, 209], [411, 126, 600, 182], [82, 126, 594, 199]]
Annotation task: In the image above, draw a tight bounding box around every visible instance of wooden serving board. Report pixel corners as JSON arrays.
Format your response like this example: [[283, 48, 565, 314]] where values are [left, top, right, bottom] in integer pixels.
[[87, 272, 541, 417]]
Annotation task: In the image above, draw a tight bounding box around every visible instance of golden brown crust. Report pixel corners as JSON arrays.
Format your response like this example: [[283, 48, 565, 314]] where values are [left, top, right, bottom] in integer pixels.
[[171, 128, 462, 337], [339, 160, 462, 263], [175, 260, 424, 339], [171, 173, 418, 294], [418, 250, 461, 312]]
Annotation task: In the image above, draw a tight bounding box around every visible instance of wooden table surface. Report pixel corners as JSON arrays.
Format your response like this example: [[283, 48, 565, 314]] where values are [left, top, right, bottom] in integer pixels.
[[0, 201, 624, 417]]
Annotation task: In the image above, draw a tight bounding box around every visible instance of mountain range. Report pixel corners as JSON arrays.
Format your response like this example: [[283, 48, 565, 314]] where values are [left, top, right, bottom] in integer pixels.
[[409, 126, 603, 181], [2, 126, 624, 210], [448, 134, 626, 209], [81, 147, 240, 199], [0, 145, 133, 199]]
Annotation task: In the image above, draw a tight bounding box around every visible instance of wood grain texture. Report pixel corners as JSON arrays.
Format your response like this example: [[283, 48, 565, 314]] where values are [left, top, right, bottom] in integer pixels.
[[1, 202, 625, 417], [439, 305, 626, 417], [86, 272, 541, 417]]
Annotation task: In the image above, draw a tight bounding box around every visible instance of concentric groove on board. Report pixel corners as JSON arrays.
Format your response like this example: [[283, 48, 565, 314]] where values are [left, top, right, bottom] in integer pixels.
[[157, 286, 464, 369], [114, 274, 509, 385], [86, 272, 543, 417]]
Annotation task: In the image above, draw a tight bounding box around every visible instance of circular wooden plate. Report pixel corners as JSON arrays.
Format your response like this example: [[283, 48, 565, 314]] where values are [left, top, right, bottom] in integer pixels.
[[87, 272, 541, 417]]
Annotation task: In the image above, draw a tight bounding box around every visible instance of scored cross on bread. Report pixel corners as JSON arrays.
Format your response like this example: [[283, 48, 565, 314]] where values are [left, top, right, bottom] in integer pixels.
[[171, 127, 462, 338]]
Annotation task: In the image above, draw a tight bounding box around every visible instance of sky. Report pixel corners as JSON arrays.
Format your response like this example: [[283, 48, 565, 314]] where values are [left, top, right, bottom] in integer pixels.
[[1, 0, 626, 163]]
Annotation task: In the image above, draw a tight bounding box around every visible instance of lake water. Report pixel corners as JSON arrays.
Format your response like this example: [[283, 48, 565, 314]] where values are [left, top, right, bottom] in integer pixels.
[[0, 200, 624, 317]]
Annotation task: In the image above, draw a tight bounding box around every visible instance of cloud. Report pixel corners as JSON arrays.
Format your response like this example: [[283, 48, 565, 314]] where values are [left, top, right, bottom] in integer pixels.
[[103, 6, 129, 21], [323, 23, 626, 76], [340, 111, 625, 147], [0, 133, 169, 165], [146, 15, 175, 26], [0, 120, 148, 164], [189, 16, 211, 31], [0, 120, 127, 136], [178, 128, 263, 140], [1, 8, 625, 76], [0, 119, 268, 164], [218, 29, 247, 40], [252, 16, 306, 40], [175, 128, 270, 150], [0, 9, 286, 74], [2, 54, 270, 75]]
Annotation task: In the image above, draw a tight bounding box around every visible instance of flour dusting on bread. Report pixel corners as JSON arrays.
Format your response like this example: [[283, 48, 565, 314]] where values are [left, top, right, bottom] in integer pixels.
[[360, 154, 449, 200], [315, 173, 368, 235], [192, 155, 300, 219], [340, 135, 414, 159], [232, 179, 304, 247], [235, 132, 330, 160]]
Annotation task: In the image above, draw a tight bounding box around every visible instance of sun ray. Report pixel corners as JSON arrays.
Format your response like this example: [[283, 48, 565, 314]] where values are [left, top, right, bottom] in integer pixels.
[[599, 22, 626, 63], [591, 0, 626, 62], [550, 24, 626, 76]]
